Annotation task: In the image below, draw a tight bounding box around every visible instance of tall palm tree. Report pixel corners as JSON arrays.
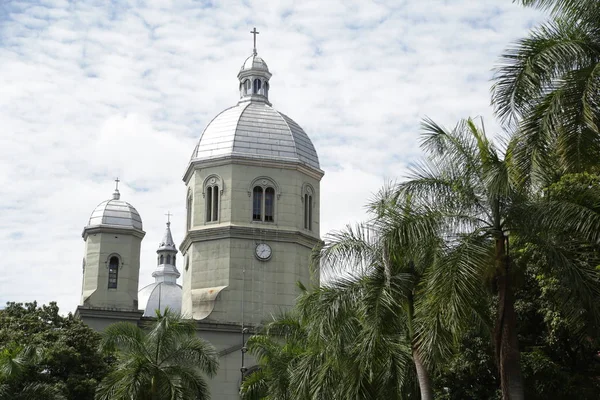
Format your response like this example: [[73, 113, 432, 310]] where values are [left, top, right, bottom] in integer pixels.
[[396, 117, 600, 399], [95, 309, 218, 400], [492, 0, 600, 180], [306, 186, 489, 400]]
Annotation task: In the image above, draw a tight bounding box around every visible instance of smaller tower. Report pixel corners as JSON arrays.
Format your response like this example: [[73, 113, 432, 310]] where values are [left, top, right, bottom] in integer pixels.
[[79, 179, 145, 311], [138, 215, 183, 317]]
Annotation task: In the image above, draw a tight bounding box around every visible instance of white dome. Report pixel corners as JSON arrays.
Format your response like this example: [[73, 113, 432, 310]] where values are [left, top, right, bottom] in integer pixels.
[[138, 281, 182, 317], [241, 54, 269, 72], [191, 101, 320, 169], [88, 198, 142, 230]]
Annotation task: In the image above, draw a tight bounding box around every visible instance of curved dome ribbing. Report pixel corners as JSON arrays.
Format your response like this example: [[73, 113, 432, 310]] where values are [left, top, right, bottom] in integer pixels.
[[88, 199, 143, 230], [190, 101, 320, 169]]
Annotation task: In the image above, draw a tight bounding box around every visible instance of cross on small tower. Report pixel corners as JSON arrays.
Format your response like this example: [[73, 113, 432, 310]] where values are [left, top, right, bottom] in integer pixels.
[[250, 27, 259, 55], [114, 177, 120, 190], [165, 211, 172, 224]]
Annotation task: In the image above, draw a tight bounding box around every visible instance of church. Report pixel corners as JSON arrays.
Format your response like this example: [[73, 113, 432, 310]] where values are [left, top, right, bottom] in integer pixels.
[[75, 29, 324, 399]]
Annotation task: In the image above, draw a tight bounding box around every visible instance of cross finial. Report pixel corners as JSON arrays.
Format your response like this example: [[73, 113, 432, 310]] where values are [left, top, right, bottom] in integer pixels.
[[250, 27, 259, 55], [112, 177, 121, 200], [165, 211, 172, 224]]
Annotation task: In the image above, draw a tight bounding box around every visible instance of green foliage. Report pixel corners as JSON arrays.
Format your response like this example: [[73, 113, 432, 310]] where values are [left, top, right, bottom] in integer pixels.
[[95, 308, 218, 400], [493, 0, 600, 179], [0, 302, 108, 400]]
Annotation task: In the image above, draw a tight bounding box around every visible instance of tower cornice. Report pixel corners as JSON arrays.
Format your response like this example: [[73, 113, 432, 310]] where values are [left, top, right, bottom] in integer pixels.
[[82, 225, 146, 240], [179, 225, 323, 254], [183, 155, 324, 185]]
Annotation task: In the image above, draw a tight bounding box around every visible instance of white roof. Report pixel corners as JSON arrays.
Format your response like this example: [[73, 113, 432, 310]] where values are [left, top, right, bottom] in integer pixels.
[[88, 198, 142, 230], [190, 101, 320, 169]]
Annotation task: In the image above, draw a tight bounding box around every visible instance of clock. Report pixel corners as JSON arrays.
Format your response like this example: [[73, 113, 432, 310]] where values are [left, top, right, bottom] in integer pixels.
[[255, 243, 272, 261]]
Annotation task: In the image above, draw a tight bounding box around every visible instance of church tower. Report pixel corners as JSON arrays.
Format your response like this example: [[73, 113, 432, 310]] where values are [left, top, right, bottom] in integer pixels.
[[180, 30, 323, 325], [79, 180, 145, 312]]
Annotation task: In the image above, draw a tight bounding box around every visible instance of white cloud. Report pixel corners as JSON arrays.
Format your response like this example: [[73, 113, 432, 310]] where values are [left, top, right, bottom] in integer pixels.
[[0, 0, 544, 313]]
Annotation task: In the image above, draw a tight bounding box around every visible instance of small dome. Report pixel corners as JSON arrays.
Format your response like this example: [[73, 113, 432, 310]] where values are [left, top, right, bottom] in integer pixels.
[[88, 199, 143, 230], [138, 282, 182, 317], [241, 54, 269, 72], [191, 102, 320, 169]]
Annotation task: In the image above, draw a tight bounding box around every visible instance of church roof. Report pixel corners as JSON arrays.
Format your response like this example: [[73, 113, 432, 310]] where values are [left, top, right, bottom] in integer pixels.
[[190, 101, 320, 169], [88, 190, 142, 230], [157, 222, 177, 252], [241, 54, 269, 72], [138, 281, 182, 317]]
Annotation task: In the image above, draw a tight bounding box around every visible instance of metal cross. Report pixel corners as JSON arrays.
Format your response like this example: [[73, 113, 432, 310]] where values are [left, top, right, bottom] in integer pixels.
[[165, 211, 172, 223], [114, 177, 120, 190], [250, 27, 259, 55]]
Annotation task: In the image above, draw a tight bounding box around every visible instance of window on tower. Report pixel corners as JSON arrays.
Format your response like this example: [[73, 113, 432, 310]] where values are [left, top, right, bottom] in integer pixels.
[[251, 180, 277, 223], [253, 79, 262, 94], [166, 255, 171, 264], [303, 184, 315, 231], [186, 190, 193, 230], [253, 186, 263, 221], [160, 255, 164, 264], [108, 256, 119, 289], [205, 185, 219, 222], [265, 187, 275, 222]]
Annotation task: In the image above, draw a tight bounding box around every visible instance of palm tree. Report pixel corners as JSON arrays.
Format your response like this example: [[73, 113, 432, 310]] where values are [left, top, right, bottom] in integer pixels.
[[396, 117, 600, 399], [95, 309, 218, 400], [492, 0, 600, 179], [305, 184, 489, 400], [241, 285, 417, 400]]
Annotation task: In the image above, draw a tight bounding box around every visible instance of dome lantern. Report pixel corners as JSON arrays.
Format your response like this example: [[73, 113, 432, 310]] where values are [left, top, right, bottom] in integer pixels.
[[238, 27, 272, 105]]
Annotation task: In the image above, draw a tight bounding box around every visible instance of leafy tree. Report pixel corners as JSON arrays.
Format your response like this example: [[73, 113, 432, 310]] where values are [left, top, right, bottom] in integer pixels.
[[492, 0, 600, 179], [95, 308, 218, 400], [395, 118, 600, 399], [0, 301, 109, 400]]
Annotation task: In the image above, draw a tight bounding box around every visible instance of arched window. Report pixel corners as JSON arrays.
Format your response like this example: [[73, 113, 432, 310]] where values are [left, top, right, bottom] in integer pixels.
[[265, 187, 275, 222], [204, 176, 222, 223], [160, 255, 164, 264], [173, 255, 176, 266], [206, 186, 212, 222], [303, 184, 315, 231], [253, 186, 263, 221], [213, 185, 219, 220], [245, 79, 251, 94], [186, 191, 193, 230], [108, 256, 119, 289], [308, 194, 313, 230], [253, 79, 262, 94], [166, 255, 171, 264], [304, 194, 309, 229], [264, 82, 269, 98]]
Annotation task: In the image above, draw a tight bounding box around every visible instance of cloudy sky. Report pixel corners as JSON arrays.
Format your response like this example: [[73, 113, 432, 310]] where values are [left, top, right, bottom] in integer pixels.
[[0, 0, 544, 313]]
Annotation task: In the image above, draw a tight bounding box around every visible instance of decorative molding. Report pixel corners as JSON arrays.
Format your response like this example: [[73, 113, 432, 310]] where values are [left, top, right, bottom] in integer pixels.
[[247, 176, 281, 199], [182, 154, 324, 184], [82, 225, 146, 240], [179, 225, 322, 253], [105, 253, 124, 269], [202, 174, 224, 197]]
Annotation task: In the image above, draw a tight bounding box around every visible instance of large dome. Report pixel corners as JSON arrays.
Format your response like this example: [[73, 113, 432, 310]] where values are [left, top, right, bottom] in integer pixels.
[[190, 101, 320, 169], [88, 197, 142, 230]]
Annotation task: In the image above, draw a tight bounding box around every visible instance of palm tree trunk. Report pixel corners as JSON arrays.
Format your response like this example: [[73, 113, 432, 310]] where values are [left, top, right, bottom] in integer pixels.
[[407, 287, 434, 400], [412, 348, 434, 400], [494, 236, 524, 400]]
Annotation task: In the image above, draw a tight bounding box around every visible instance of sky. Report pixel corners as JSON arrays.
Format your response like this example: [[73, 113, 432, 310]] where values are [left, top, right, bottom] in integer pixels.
[[0, 0, 545, 314]]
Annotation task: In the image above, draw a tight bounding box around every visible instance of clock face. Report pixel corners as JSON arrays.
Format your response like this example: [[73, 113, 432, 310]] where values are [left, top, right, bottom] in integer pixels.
[[255, 243, 272, 261]]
